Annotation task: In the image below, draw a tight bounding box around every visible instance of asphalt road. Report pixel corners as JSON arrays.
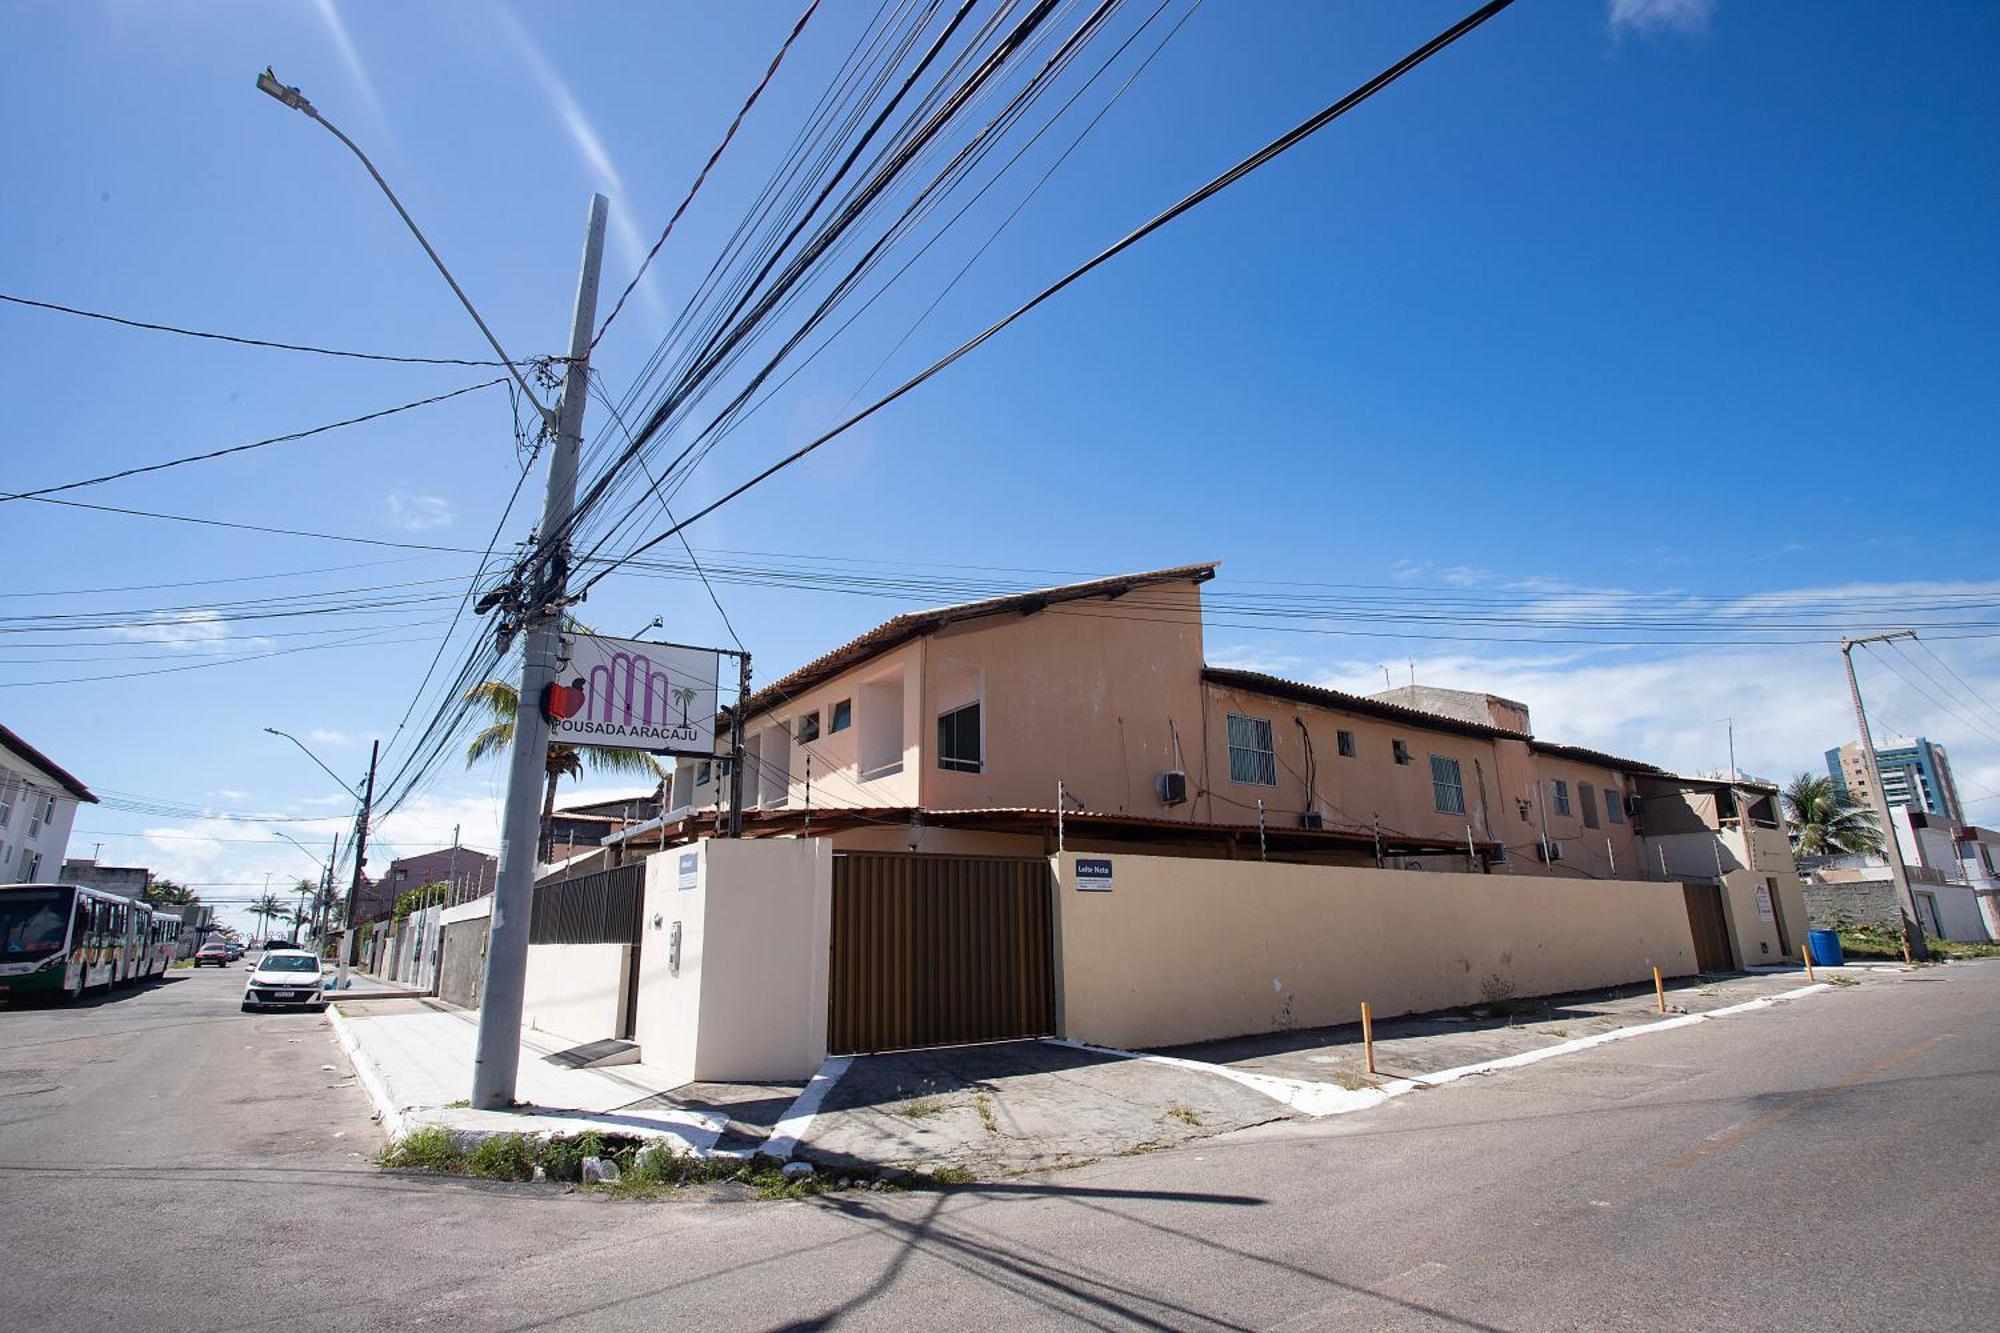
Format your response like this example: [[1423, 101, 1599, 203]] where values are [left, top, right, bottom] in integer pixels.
[[3, 959, 1995, 1331]]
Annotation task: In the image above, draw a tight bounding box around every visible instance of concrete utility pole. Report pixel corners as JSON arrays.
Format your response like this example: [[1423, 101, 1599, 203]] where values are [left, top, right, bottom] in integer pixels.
[[341, 740, 379, 983], [727, 652, 752, 838], [1841, 632, 1929, 961], [472, 194, 609, 1110]]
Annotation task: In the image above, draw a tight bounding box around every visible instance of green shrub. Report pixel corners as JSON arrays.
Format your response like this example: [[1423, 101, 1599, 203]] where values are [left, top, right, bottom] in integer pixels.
[[466, 1134, 537, 1181], [378, 1126, 463, 1173]]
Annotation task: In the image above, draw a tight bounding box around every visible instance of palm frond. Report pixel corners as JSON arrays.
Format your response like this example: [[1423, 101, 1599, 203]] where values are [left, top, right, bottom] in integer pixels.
[[466, 720, 514, 768]]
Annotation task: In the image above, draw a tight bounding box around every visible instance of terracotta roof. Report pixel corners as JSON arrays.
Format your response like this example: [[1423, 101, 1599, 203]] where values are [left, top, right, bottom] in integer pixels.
[[731, 563, 1219, 722], [1526, 740, 1665, 777], [1204, 668, 1665, 775], [0, 723, 97, 803], [631, 803, 1491, 858], [1203, 668, 1526, 742]]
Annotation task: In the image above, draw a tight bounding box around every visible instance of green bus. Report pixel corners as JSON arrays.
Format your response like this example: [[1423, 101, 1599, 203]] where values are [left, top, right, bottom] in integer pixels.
[[0, 882, 158, 1002]]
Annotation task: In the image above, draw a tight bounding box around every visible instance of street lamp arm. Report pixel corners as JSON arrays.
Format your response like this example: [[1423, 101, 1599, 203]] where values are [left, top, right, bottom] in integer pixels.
[[254, 68, 554, 425], [263, 726, 362, 802]]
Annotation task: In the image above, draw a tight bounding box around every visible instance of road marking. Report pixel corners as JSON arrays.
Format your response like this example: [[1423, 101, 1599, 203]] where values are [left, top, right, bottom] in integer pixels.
[[1052, 981, 1850, 1120], [762, 1055, 853, 1160]]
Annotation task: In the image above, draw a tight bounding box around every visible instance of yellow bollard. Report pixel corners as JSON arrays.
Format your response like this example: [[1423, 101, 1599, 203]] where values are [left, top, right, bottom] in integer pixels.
[[1802, 942, 1815, 982], [1361, 1001, 1376, 1075], [1653, 966, 1666, 1014]]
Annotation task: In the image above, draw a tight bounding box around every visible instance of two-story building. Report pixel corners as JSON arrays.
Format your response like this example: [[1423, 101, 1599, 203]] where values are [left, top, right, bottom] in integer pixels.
[[603, 564, 1799, 926], [0, 723, 97, 883]]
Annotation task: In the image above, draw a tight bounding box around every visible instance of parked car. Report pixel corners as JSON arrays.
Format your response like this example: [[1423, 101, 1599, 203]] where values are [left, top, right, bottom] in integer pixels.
[[223, 940, 244, 960], [241, 949, 326, 1012], [193, 940, 231, 968]]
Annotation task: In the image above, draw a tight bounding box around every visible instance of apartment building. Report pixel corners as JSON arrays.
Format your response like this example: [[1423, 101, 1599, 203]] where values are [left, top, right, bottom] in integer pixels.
[[1825, 736, 1963, 823], [632, 563, 1773, 892], [0, 723, 97, 883]]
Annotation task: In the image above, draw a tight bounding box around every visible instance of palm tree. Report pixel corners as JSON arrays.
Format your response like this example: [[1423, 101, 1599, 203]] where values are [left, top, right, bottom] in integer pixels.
[[465, 678, 666, 863], [1783, 772, 1884, 856], [250, 892, 288, 943]]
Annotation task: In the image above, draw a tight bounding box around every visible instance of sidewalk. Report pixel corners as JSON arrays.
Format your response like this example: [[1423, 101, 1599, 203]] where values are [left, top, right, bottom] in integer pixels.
[[328, 997, 730, 1152]]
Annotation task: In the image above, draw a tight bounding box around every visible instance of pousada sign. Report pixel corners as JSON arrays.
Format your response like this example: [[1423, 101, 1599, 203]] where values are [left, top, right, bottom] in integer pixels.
[[542, 633, 720, 757]]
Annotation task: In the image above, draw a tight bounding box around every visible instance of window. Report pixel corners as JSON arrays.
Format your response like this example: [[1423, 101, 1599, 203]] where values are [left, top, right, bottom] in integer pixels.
[[1430, 755, 1466, 815], [694, 761, 711, 787], [1605, 786, 1624, 824], [0, 777, 13, 827], [937, 702, 983, 773], [1336, 730, 1355, 758], [1580, 783, 1600, 829], [830, 699, 852, 733], [23, 852, 41, 881], [1392, 739, 1411, 766], [27, 793, 42, 840], [1226, 714, 1276, 786], [796, 711, 820, 743], [1551, 780, 1571, 816]]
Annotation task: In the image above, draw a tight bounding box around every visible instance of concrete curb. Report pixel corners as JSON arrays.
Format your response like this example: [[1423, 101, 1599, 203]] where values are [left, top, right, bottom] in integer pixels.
[[763, 1056, 854, 1160], [1059, 980, 1849, 1123], [327, 1002, 406, 1140]]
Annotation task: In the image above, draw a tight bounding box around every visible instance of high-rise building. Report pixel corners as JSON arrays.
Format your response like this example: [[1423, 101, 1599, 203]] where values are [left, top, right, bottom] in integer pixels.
[[1825, 736, 1964, 824]]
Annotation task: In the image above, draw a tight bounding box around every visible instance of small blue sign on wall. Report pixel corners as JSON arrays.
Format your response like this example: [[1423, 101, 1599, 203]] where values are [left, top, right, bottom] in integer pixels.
[[1075, 857, 1114, 892], [677, 851, 699, 891]]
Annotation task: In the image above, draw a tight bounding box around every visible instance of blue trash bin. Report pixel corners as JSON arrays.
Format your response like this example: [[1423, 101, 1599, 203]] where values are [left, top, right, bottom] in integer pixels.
[[1806, 928, 1844, 967]]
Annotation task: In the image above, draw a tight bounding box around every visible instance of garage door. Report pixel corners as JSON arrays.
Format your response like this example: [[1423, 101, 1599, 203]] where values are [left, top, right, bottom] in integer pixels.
[[828, 853, 1055, 1055]]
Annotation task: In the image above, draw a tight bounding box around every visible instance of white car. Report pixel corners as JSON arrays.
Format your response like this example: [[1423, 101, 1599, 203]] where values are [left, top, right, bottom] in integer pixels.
[[242, 949, 327, 1013]]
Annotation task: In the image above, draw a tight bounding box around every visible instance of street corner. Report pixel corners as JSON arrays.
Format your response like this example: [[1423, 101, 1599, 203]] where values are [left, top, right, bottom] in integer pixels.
[[785, 1039, 1301, 1180]]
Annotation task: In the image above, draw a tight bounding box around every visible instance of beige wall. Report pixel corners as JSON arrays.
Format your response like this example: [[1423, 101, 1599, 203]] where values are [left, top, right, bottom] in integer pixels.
[[633, 838, 832, 1085], [520, 943, 630, 1047], [1052, 852, 1699, 1050], [1197, 684, 1642, 877]]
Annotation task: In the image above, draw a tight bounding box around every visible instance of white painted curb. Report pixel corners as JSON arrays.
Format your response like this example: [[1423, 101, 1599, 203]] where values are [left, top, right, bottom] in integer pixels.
[[763, 1056, 853, 1160], [327, 1003, 406, 1139], [1056, 981, 1843, 1121]]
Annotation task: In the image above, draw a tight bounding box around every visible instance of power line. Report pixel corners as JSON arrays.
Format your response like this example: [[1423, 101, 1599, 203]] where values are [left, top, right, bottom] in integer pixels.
[[0, 291, 525, 366], [591, 0, 824, 350], [573, 0, 1520, 596], [1, 378, 505, 504]]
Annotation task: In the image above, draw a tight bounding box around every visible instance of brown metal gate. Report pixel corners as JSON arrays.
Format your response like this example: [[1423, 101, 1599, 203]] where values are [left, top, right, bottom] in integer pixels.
[[1683, 882, 1735, 973], [828, 853, 1055, 1055]]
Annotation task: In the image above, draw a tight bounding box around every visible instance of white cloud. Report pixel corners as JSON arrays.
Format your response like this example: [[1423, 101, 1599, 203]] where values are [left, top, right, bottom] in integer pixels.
[[210, 788, 251, 801], [109, 611, 270, 656], [309, 0, 385, 120], [1210, 574, 2000, 820], [385, 493, 453, 531], [305, 728, 355, 746], [1608, 0, 1717, 38], [491, 5, 663, 332]]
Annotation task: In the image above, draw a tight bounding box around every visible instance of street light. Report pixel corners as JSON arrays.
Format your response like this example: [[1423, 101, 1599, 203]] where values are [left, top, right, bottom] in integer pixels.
[[263, 727, 361, 801], [253, 67, 553, 425]]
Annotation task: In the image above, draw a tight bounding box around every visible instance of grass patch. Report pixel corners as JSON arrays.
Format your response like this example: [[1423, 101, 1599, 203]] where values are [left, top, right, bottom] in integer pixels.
[[1930, 938, 2000, 960], [1546, 1027, 1569, 1039], [974, 1092, 999, 1134], [1332, 1070, 1372, 1091], [897, 1098, 945, 1119], [377, 1126, 463, 1173], [443, 1098, 470, 1109], [930, 1165, 975, 1186], [466, 1134, 537, 1182], [1826, 975, 1861, 987], [1164, 1103, 1203, 1127]]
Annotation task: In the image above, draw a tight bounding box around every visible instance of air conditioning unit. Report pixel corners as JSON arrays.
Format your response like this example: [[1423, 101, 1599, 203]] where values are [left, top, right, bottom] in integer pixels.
[[1536, 839, 1564, 863], [1298, 811, 1324, 831], [1625, 793, 1643, 816], [1156, 770, 1188, 806], [1489, 844, 1509, 865]]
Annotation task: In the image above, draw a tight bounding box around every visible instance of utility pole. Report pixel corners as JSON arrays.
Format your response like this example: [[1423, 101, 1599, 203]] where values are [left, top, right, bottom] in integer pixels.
[[472, 194, 609, 1110], [341, 740, 378, 983], [726, 652, 751, 838], [1841, 632, 1929, 961]]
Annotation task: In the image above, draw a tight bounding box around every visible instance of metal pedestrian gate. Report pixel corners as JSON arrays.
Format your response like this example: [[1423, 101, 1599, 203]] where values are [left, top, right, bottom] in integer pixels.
[[1682, 881, 1736, 973], [828, 853, 1055, 1055]]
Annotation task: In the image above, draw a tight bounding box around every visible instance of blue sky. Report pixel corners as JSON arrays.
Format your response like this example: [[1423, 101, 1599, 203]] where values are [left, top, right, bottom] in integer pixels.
[[3, 0, 1995, 930]]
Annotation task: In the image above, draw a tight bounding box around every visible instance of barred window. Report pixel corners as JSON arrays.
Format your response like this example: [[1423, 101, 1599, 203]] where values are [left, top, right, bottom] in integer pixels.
[[1337, 730, 1356, 758], [1606, 787, 1625, 824], [1227, 714, 1277, 786], [1430, 755, 1466, 815], [1551, 780, 1572, 816]]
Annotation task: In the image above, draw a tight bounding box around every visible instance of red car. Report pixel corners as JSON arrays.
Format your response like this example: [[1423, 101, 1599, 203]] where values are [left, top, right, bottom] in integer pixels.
[[192, 940, 231, 967]]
